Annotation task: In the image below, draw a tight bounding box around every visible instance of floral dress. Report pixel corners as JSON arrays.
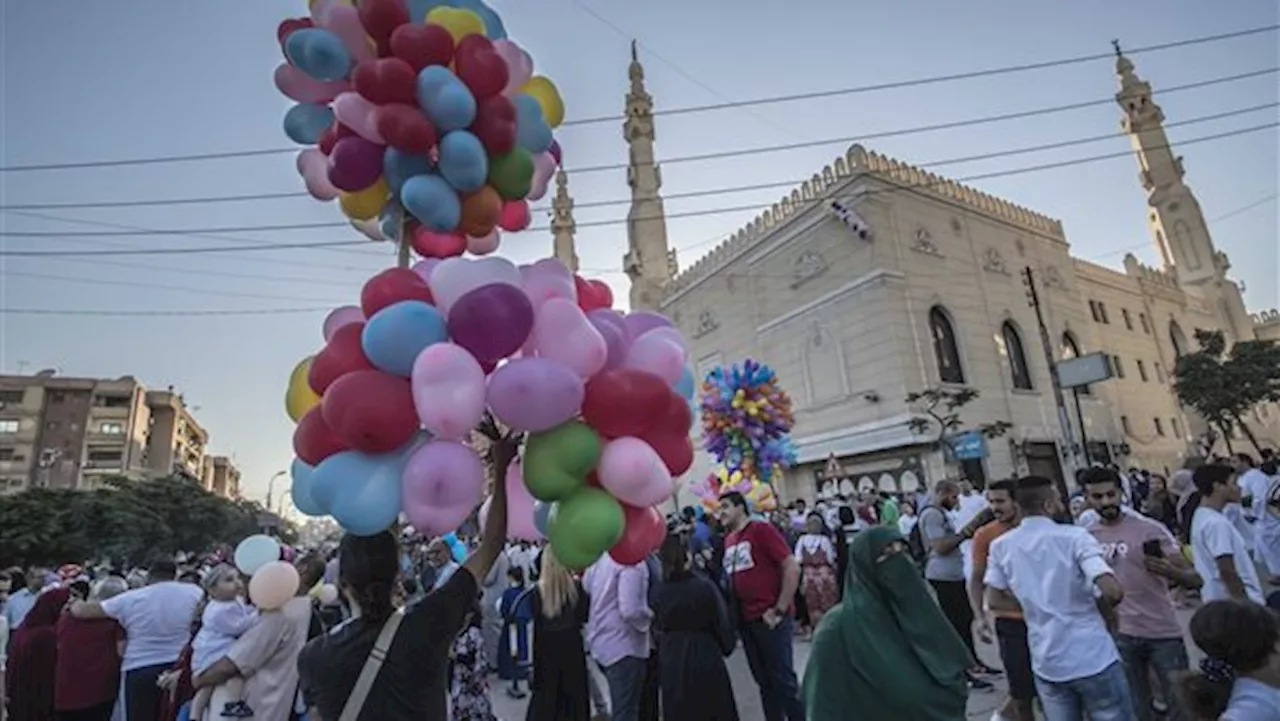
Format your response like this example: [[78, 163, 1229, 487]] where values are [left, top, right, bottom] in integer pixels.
[[449, 625, 496, 721], [795, 533, 839, 622]]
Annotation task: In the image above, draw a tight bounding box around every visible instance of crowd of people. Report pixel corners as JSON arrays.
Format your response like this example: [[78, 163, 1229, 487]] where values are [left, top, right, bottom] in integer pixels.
[[1, 447, 1279, 720]]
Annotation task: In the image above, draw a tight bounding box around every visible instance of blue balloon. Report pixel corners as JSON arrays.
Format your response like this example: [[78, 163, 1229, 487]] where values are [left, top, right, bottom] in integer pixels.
[[401, 174, 462, 231], [285, 28, 353, 82], [417, 67, 476, 133], [513, 94, 553, 154], [311, 450, 406, 536], [361, 300, 448, 377], [443, 532, 467, 562], [437, 131, 489, 193], [675, 365, 696, 400], [283, 103, 335, 145], [379, 203, 403, 240], [383, 148, 432, 194], [453, 0, 507, 39], [290, 458, 326, 517], [533, 500, 554, 537]]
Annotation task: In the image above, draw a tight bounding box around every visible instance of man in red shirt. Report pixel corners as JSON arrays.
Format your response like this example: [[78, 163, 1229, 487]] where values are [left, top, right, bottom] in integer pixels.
[[719, 490, 805, 721]]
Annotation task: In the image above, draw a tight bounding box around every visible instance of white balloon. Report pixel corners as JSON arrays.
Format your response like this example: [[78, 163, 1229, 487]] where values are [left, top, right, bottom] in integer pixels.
[[234, 535, 281, 576], [429, 257, 522, 314]]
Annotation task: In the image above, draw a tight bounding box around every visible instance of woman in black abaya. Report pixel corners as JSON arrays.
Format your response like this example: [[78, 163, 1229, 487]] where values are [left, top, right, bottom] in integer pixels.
[[654, 532, 739, 721]]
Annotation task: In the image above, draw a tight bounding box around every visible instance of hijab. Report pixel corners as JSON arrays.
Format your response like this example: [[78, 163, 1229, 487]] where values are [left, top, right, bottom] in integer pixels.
[[802, 526, 969, 721], [6, 587, 71, 721]]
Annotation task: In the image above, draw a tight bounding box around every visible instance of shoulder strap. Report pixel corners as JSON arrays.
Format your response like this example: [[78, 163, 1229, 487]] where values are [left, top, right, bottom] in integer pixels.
[[337, 608, 406, 721]]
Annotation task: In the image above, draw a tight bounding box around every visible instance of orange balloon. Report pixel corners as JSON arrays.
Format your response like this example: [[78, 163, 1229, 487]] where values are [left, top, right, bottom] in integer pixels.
[[458, 185, 502, 237]]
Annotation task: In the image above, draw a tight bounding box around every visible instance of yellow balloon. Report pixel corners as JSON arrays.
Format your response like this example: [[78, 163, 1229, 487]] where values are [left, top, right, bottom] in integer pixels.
[[339, 178, 389, 221], [519, 76, 566, 128], [426, 7, 486, 43], [285, 356, 321, 423]]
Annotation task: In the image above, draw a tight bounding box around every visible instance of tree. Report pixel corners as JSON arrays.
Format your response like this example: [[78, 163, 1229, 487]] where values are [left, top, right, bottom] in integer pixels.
[[0, 475, 295, 568], [905, 387, 1012, 474], [1174, 329, 1280, 454]]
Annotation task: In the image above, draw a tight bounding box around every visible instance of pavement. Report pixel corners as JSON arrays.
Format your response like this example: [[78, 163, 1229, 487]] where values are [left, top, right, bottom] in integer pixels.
[[488, 608, 1204, 721]]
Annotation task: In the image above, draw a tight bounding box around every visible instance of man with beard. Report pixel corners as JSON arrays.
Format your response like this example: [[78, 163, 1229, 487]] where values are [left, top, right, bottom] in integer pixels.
[[1084, 467, 1201, 721]]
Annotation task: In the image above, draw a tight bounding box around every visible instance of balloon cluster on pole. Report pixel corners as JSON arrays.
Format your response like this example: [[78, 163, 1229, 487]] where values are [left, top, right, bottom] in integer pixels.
[[276, 0, 565, 257], [691, 359, 797, 513]]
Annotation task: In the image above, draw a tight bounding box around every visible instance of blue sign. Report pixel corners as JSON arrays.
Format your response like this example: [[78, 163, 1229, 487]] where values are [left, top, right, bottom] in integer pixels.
[[949, 431, 988, 460]]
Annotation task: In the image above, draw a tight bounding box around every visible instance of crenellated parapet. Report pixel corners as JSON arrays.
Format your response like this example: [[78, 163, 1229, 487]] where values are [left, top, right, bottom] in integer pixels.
[[1254, 309, 1280, 325], [663, 143, 1066, 298]]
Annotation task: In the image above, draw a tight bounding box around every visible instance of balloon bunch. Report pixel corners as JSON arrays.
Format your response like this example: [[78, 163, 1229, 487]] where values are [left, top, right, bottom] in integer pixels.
[[689, 467, 779, 514], [276, 0, 564, 256], [284, 256, 696, 569]]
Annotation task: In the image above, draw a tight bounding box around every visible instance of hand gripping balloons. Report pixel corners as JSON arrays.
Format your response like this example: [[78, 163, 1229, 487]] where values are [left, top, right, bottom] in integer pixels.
[[486, 357, 584, 433], [477, 459, 541, 541], [249, 561, 301, 611], [411, 343, 486, 441], [597, 437, 675, 508], [234, 535, 281, 575], [522, 421, 601, 502], [609, 504, 666, 565], [548, 487, 624, 570], [402, 441, 486, 536]]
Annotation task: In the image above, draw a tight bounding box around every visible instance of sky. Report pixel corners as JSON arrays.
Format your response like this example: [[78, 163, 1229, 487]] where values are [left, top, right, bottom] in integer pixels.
[[1, 1, 1277, 503]]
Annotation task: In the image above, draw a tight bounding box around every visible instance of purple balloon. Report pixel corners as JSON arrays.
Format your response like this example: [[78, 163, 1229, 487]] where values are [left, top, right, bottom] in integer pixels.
[[622, 310, 673, 343], [486, 357, 585, 432], [327, 136, 385, 192], [447, 282, 534, 363], [587, 313, 627, 370], [402, 441, 485, 536]]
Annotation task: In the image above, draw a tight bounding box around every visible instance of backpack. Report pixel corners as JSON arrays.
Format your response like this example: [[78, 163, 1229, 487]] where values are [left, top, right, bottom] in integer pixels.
[[906, 506, 944, 565]]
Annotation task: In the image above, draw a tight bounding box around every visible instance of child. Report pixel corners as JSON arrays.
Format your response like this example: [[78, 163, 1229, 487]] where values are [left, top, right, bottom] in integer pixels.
[[496, 566, 534, 699], [449, 598, 497, 721], [191, 565, 258, 719]]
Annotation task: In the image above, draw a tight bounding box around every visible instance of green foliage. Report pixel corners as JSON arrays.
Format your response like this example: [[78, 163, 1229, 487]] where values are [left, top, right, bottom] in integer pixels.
[[1174, 329, 1280, 452], [904, 387, 1013, 455], [0, 475, 295, 568]]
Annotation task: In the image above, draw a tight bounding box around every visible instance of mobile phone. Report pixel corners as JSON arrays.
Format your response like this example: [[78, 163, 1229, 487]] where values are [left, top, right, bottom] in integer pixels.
[[1142, 539, 1163, 558]]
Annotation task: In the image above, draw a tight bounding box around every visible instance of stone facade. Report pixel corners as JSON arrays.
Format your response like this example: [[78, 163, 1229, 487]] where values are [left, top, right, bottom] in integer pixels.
[[653, 54, 1279, 504]]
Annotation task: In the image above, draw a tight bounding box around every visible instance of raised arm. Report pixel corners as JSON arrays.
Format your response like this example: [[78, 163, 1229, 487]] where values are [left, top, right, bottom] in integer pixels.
[[463, 418, 522, 583]]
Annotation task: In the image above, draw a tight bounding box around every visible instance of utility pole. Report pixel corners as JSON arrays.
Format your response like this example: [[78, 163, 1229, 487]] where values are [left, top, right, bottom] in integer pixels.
[[1022, 266, 1078, 496]]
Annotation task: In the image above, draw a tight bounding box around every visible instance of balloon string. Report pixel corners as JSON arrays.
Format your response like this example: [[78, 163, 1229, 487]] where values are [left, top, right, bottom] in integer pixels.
[[396, 204, 410, 269]]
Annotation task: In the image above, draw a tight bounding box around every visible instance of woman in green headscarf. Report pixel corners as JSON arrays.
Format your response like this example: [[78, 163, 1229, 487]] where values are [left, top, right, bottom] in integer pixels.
[[803, 525, 971, 721]]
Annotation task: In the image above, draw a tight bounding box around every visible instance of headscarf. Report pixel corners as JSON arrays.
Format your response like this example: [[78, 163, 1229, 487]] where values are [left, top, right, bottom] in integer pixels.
[[802, 526, 969, 721], [5, 587, 71, 721]]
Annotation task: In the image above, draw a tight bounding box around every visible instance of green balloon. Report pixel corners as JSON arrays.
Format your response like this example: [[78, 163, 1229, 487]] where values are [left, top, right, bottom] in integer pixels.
[[548, 487, 625, 570], [488, 148, 534, 200], [522, 421, 601, 502]]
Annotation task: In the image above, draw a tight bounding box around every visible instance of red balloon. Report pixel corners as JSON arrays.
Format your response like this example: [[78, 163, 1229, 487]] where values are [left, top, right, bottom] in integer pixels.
[[586, 471, 603, 489], [390, 23, 454, 72], [321, 370, 418, 453], [574, 275, 613, 312], [609, 504, 666, 565], [497, 199, 530, 232], [357, 0, 410, 55], [410, 227, 467, 259], [308, 323, 374, 394], [454, 35, 509, 100], [470, 95, 516, 155], [318, 122, 356, 155], [352, 58, 418, 106], [644, 432, 694, 476], [277, 18, 314, 52], [653, 390, 693, 437], [293, 406, 348, 465], [361, 268, 435, 317], [582, 369, 670, 439], [375, 104, 438, 155]]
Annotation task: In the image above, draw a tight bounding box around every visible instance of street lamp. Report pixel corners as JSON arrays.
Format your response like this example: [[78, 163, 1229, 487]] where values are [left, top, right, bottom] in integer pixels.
[[265, 470, 288, 513]]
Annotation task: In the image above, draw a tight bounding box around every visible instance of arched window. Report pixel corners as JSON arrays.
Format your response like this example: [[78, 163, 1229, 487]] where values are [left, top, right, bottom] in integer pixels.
[[929, 306, 965, 384], [1061, 332, 1091, 395], [1002, 322, 1033, 390], [1170, 320, 1188, 358]]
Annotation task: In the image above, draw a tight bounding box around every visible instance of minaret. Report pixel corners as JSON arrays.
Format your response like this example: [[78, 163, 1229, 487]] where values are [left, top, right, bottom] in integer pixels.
[[1115, 41, 1222, 287], [621, 40, 675, 311], [550, 170, 579, 272]]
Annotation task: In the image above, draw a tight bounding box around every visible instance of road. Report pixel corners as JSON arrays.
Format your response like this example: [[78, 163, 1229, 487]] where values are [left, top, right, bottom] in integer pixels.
[[488, 608, 1203, 721]]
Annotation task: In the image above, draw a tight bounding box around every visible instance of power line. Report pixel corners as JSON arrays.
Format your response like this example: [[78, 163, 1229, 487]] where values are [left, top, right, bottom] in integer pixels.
[[0, 270, 347, 303], [5, 66, 1271, 212], [0, 24, 1272, 173], [4, 113, 1272, 244], [0, 307, 332, 317]]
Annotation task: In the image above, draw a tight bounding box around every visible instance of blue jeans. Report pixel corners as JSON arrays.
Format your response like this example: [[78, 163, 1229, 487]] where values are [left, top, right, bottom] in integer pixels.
[[1036, 660, 1136, 721], [740, 616, 806, 721], [602, 655, 649, 721], [1115, 634, 1189, 721]]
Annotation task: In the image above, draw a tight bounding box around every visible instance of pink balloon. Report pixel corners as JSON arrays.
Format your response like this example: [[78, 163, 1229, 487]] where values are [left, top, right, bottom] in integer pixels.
[[323, 305, 364, 341], [623, 311, 674, 342], [498, 200, 531, 232], [297, 149, 339, 201], [493, 39, 533, 97], [587, 312, 627, 370], [315, 3, 376, 64], [486, 357, 585, 432], [520, 262, 576, 309], [411, 343, 486, 440], [526, 152, 556, 201], [275, 63, 350, 103], [529, 298, 607, 378], [248, 561, 301, 611], [411, 258, 442, 285], [402, 441, 485, 536], [429, 257, 522, 315], [622, 329, 686, 385], [466, 230, 501, 256], [332, 92, 384, 144], [597, 437, 674, 508], [477, 459, 542, 541]]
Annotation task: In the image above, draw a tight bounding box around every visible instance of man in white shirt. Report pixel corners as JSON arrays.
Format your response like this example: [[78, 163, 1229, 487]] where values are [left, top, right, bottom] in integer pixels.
[[1189, 463, 1265, 604], [985, 476, 1133, 721]]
